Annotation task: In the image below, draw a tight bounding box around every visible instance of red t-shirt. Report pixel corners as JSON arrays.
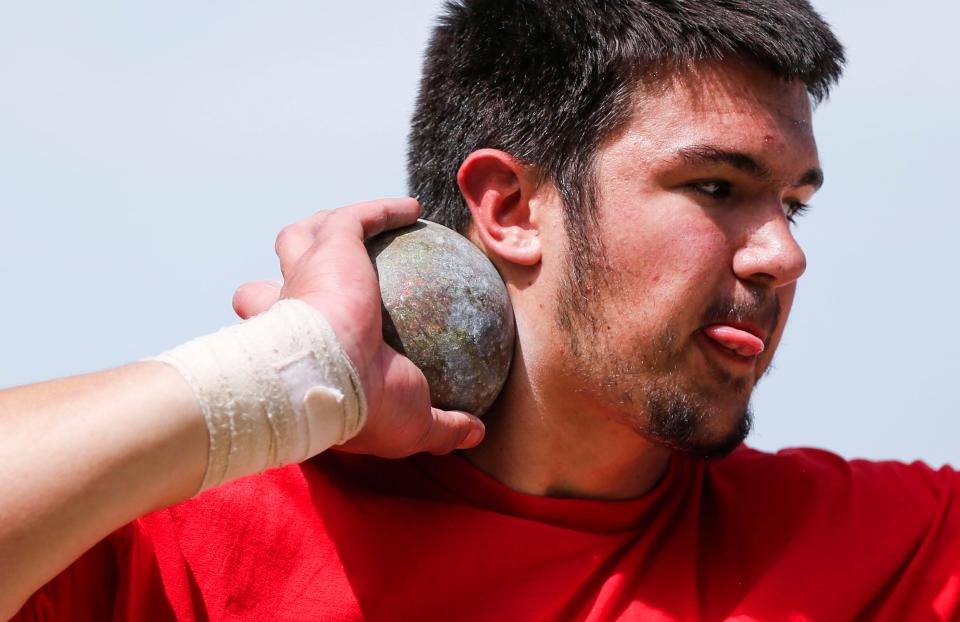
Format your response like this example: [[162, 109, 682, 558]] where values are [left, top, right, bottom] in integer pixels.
[[15, 446, 960, 621]]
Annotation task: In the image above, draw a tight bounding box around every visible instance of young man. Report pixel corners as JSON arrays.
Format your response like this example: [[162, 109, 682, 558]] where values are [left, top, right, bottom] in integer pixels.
[[3, 1, 958, 620]]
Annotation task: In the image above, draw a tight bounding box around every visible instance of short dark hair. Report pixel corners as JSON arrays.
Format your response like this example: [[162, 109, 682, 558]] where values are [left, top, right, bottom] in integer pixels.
[[408, 1, 843, 335], [407, 0, 844, 240]]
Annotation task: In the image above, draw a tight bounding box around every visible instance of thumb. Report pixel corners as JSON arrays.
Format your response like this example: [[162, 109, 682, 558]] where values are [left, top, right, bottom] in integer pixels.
[[232, 279, 283, 319], [416, 409, 486, 455]]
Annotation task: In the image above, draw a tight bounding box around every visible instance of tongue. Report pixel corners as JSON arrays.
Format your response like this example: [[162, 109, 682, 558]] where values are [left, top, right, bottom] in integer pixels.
[[704, 325, 765, 357]]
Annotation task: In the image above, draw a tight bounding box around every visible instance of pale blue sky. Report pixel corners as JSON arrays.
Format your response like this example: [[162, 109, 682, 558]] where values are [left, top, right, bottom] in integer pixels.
[[1, 2, 957, 465]]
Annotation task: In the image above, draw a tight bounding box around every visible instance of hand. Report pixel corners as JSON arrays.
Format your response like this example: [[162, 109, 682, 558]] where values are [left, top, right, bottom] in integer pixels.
[[232, 198, 485, 458]]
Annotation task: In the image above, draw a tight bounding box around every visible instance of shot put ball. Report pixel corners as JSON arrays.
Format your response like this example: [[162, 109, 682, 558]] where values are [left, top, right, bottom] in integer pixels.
[[366, 219, 515, 415]]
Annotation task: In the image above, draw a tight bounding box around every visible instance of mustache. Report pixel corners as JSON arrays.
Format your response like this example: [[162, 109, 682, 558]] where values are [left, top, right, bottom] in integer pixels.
[[702, 286, 780, 345]]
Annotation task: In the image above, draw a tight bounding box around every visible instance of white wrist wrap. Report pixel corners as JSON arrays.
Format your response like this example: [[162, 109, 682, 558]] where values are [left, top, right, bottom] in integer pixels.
[[150, 299, 367, 492]]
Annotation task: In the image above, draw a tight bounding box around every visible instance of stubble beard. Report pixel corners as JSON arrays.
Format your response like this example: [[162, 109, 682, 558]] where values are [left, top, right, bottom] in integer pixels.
[[555, 255, 766, 460], [635, 356, 754, 459]]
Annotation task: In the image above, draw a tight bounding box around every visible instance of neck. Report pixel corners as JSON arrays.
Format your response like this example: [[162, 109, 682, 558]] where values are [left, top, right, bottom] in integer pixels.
[[461, 350, 672, 500]]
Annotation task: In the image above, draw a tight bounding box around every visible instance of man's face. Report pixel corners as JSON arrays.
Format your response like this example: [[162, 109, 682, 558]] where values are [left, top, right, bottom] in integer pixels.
[[544, 60, 820, 457]]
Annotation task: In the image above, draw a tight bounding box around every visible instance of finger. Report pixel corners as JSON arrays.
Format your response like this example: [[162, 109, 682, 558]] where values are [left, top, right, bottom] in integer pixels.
[[353, 197, 421, 239], [232, 279, 282, 319], [318, 197, 421, 243], [274, 198, 419, 277], [416, 408, 486, 455]]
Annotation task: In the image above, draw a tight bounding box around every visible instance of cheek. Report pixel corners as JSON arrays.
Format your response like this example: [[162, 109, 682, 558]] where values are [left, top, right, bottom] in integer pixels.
[[604, 217, 729, 305], [596, 217, 730, 344]]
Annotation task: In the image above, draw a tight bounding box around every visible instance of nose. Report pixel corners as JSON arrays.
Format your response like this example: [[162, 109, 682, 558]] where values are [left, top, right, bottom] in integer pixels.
[[732, 208, 807, 288]]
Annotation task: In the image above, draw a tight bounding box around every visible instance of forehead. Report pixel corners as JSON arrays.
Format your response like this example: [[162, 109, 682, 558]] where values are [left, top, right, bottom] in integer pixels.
[[616, 60, 818, 166]]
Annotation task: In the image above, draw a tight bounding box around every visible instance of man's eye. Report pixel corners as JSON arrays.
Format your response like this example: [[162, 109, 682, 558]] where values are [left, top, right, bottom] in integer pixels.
[[784, 200, 811, 225], [690, 180, 732, 199]]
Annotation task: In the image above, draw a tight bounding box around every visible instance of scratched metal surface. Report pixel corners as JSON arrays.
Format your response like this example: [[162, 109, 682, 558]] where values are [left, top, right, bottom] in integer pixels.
[[367, 220, 515, 415]]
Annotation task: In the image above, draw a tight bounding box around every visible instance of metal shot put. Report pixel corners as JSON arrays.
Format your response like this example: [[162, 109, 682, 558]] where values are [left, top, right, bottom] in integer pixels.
[[367, 220, 514, 415]]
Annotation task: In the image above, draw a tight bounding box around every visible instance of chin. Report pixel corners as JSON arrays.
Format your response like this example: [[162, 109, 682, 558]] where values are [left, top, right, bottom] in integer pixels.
[[640, 387, 754, 460], [675, 410, 752, 459]]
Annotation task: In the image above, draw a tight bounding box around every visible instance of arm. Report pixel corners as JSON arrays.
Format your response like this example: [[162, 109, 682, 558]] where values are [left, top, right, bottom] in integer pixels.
[[0, 198, 485, 618], [0, 363, 207, 618]]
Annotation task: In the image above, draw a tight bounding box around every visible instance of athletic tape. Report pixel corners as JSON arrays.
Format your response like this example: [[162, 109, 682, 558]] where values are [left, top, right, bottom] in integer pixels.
[[150, 299, 367, 492]]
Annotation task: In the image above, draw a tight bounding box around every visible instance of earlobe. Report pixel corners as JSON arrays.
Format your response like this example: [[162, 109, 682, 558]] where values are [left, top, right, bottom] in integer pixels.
[[457, 149, 542, 267]]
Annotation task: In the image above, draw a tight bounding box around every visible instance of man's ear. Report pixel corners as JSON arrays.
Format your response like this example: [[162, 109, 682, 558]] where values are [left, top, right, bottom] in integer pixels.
[[457, 149, 542, 266]]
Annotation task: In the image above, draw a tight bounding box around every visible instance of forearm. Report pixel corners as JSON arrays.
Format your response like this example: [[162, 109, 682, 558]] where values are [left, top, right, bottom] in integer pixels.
[[0, 362, 207, 618]]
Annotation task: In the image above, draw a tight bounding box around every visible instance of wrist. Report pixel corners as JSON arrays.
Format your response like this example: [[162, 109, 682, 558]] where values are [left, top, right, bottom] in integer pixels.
[[149, 299, 368, 492]]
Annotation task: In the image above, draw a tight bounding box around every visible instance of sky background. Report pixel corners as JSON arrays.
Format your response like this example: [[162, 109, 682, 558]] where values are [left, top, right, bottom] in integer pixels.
[[2, 2, 957, 466]]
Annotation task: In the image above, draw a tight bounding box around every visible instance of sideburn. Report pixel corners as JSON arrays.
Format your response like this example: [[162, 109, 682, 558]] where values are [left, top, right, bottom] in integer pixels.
[[553, 168, 617, 358]]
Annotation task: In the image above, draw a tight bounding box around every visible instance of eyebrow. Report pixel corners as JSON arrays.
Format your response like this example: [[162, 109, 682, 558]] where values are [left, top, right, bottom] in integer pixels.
[[676, 145, 824, 190]]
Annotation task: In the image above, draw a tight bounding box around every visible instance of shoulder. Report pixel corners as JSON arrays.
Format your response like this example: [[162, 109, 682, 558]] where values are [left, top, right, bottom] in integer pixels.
[[132, 451, 432, 557], [702, 445, 960, 549], [710, 445, 958, 504], [137, 462, 310, 537], [118, 454, 395, 619], [134, 453, 381, 548], [697, 448, 960, 615]]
